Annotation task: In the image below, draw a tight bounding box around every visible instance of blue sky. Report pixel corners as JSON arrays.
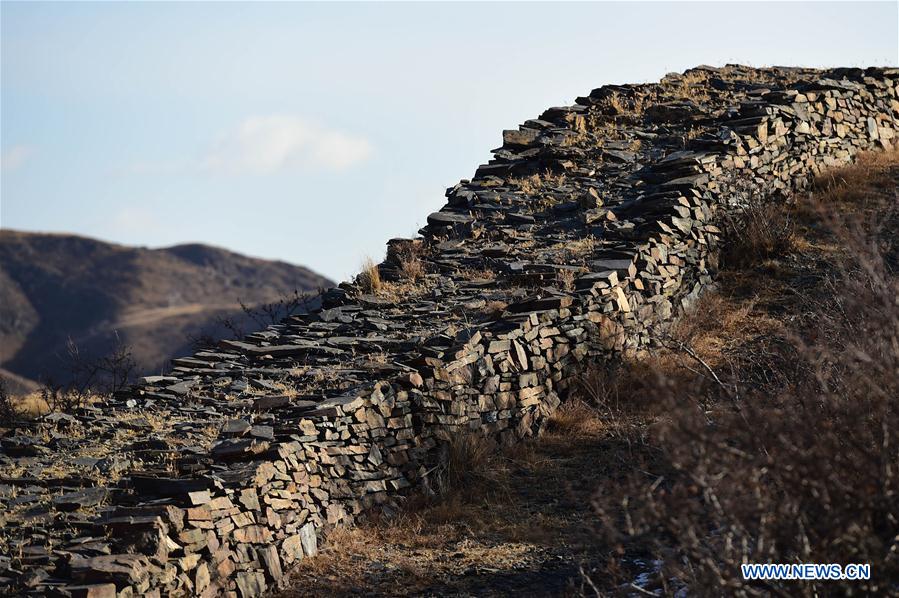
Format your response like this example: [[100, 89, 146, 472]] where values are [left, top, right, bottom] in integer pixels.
[[2, 2, 897, 281]]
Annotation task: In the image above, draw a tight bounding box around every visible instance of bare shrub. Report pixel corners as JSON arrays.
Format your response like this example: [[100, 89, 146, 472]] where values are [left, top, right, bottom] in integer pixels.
[[434, 432, 502, 496], [41, 334, 137, 413], [240, 288, 319, 328], [721, 198, 796, 269], [0, 377, 17, 425], [189, 288, 320, 347], [590, 154, 899, 596], [576, 362, 656, 442], [594, 247, 899, 595]]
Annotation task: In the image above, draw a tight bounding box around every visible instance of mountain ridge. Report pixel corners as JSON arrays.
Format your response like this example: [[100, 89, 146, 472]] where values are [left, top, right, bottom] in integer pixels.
[[0, 229, 333, 391]]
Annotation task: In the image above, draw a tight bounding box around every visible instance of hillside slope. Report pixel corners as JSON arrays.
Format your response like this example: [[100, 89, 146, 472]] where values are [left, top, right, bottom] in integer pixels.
[[279, 151, 899, 598], [0, 230, 333, 390]]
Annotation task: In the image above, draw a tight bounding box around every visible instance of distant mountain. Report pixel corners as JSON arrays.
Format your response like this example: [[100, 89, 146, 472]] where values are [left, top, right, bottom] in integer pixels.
[[0, 230, 333, 393]]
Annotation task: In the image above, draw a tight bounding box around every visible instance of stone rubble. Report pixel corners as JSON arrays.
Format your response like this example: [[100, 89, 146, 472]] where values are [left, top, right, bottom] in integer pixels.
[[1, 65, 897, 597]]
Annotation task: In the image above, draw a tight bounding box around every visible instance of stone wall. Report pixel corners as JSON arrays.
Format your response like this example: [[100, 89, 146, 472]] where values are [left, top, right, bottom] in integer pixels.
[[1, 65, 896, 597]]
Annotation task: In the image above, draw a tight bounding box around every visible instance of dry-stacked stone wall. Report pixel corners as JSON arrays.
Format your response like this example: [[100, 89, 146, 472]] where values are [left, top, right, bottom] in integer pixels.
[[2, 65, 897, 597]]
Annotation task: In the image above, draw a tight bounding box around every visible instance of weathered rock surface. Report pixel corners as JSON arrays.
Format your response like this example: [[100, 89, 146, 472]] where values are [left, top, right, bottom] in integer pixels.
[[1, 65, 897, 596]]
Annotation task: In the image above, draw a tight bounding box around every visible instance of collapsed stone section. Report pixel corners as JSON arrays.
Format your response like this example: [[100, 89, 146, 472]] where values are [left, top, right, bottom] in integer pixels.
[[1, 65, 896, 597]]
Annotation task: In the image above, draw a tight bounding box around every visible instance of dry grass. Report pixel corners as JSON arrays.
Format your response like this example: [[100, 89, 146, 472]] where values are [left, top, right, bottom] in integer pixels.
[[666, 70, 712, 103], [355, 255, 431, 301], [454, 266, 496, 282], [483, 300, 508, 317], [669, 291, 782, 368], [813, 149, 899, 205], [356, 257, 382, 294], [587, 149, 899, 596], [721, 198, 796, 269], [287, 515, 551, 597], [541, 399, 605, 437], [399, 254, 424, 282], [0, 380, 52, 421], [516, 174, 541, 195], [243, 379, 299, 398], [510, 171, 568, 195], [12, 392, 51, 417], [568, 113, 587, 135], [4, 389, 107, 422], [432, 432, 507, 498], [282, 418, 610, 597], [607, 92, 647, 117], [556, 269, 576, 291], [560, 119, 588, 147], [542, 171, 567, 188], [551, 236, 595, 263], [389, 239, 427, 282], [560, 112, 587, 147]]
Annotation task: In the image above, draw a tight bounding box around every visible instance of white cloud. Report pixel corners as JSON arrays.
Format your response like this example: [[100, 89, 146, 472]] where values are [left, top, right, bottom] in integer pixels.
[[1, 145, 35, 172], [201, 115, 372, 175], [109, 205, 162, 234]]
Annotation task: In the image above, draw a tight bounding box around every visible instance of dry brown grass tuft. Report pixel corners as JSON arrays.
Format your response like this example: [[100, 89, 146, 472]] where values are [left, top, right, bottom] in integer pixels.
[[542, 399, 605, 437], [390, 240, 427, 282], [556, 269, 576, 291], [812, 149, 899, 205], [399, 254, 424, 282], [515, 174, 541, 195], [436, 432, 505, 496], [13, 392, 51, 418], [483, 300, 508, 317], [666, 70, 712, 103], [560, 124, 588, 147], [355, 255, 432, 301], [542, 171, 567, 188], [607, 92, 646, 117], [670, 291, 782, 368], [510, 171, 568, 196], [721, 199, 796, 269], [356, 257, 382, 294], [549, 237, 596, 264], [454, 267, 496, 282]]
